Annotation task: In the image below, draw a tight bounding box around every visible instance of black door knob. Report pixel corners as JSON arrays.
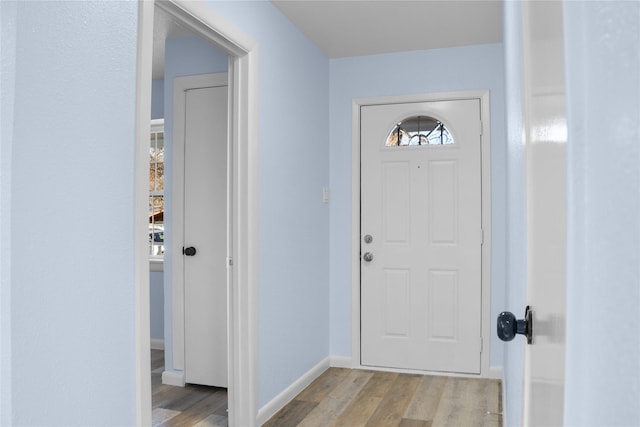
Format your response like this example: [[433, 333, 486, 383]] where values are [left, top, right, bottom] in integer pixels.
[[497, 306, 532, 344], [183, 246, 197, 256]]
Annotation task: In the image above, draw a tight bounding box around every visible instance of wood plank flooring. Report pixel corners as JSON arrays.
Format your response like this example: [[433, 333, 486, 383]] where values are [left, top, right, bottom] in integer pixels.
[[264, 368, 502, 427], [151, 350, 501, 427], [151, 349, 228, 427]]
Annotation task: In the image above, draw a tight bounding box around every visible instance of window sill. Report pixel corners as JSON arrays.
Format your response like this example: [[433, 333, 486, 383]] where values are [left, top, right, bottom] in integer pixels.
[[150, 258, 164, 272]]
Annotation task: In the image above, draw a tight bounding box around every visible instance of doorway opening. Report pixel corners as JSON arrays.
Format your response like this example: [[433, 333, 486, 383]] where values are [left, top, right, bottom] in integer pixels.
[[135, 1, 258, 425]]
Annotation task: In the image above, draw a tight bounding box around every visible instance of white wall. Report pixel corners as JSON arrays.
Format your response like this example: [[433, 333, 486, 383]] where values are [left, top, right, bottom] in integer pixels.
[[563, 1, 640, 425], [203, 2, 331, 408], [328, 44, 507, 368], [1, 1, 139, 424]]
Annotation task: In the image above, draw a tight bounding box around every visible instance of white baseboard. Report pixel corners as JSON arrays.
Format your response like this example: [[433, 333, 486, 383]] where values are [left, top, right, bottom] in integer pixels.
[[256, 357, 330, 426], [162, 370, 185, 387], [150, 338, 165, 350], [488, 366, 503, 380], [330, 355, 352, 368], [502, 392, 508, 427]]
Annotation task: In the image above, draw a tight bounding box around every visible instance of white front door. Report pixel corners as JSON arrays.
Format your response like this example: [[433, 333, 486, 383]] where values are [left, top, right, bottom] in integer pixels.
[[522, 0, 567, 424], [360, 99, 483, 374], [182, 83, 228, 388]]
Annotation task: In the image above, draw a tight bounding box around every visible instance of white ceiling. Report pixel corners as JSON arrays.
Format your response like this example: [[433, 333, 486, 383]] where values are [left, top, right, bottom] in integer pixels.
[[152, 1, 503, 79], [272, 0, 504, 58]]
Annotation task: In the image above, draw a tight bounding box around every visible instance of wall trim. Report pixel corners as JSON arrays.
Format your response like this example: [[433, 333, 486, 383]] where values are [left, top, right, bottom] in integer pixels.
[[162, 370, 185, 387], [347, 365, 495, 378], [256, 357, 330, 426], [134, 3, 154, 425], [488, 366, 504, 380], [330, 356, 353, 368], [350, 90, 493, 377], [503, 405, 508, 427], [502, 373, 508, 427], [150, 339, 165, 350]]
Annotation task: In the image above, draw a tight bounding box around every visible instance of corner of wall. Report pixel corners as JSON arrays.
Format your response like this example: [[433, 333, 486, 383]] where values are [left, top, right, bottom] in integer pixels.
[[256, 357, 330, 426]]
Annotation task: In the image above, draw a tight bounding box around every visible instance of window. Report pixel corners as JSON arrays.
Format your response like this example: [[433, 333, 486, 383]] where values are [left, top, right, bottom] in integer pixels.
[[149, 119, 164, 258], [385, 115, 454, 146]]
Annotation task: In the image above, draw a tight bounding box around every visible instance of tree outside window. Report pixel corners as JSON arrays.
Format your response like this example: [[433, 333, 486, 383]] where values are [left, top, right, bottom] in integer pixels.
[[150, 120, 164, 257]]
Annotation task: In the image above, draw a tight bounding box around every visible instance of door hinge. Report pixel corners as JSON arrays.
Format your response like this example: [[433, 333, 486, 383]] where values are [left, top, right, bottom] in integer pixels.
[[227, 257, 233, 267], [479, 119, 483, 136], [481, 228, 485, 245], [480, 336, 484, 353]]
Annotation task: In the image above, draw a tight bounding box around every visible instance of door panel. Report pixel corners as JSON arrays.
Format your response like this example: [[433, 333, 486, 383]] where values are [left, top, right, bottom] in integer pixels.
[[430, 160, 458, 244], [382, 161, 410, 242], [522, 0, 567, 424], [383, 269, 410, 336], [361, 99, 482, 374], [429, 270, 457, 340], [184, 85, 228, 388]]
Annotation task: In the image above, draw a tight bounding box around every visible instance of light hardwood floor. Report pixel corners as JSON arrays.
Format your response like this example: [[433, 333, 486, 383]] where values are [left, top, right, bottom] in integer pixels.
[[151, 350, 228, 427], [264, 368, 502, 427], [151, 350, 501, 427]]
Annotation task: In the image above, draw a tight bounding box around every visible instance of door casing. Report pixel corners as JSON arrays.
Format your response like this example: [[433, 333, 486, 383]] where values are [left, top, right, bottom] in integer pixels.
[[350, 90, 493, 377], [135, 2, 259, 426]]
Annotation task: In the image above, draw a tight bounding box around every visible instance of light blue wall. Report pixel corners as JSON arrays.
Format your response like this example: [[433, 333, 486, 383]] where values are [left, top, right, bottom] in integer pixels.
[[3, 1, 138, 425], [151, 79, 164, 120], [162, 35, 228, 374], [328, 44, 507, 368], [204, 1, 331, 407], [563, 1, 640, 425], [502, 2, 527, 425]]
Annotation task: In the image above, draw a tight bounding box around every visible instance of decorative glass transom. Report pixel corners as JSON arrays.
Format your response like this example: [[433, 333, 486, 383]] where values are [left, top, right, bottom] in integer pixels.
[[385, 115, 454, 146]]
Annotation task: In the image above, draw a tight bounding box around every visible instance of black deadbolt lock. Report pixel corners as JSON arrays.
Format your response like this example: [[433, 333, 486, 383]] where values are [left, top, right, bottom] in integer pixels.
[[183, 246, 197, 256], [497, 306, 533, 344]]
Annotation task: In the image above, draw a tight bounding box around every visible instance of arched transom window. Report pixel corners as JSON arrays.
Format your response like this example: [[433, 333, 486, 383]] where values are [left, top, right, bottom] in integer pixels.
[[385, 115, 454, 146]]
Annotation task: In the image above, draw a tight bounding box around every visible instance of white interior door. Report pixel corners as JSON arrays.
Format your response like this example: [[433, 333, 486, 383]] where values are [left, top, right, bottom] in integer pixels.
[[360, 99, 483, 374], [522, 1, 567, 424], [183, 84, 228, 388]]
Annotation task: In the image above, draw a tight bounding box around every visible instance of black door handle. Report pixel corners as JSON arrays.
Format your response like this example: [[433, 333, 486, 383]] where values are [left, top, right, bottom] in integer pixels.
[[497, 306, 533, 344], [183, 246, 197, 256]]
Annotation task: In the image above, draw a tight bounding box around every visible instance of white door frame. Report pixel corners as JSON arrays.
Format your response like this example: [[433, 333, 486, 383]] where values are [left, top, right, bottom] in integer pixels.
[[135, 2, 259, 426], [350, 90, 492, 376]]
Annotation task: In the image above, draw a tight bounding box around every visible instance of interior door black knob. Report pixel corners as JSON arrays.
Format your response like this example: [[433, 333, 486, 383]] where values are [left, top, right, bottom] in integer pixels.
[[183, 246, 197, 256], [497, 306, 532, 344]]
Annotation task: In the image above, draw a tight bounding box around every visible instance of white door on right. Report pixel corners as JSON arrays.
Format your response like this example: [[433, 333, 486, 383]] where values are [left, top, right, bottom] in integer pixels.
[[522, 0, 567, 424], [361, 99, 483, 374]]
